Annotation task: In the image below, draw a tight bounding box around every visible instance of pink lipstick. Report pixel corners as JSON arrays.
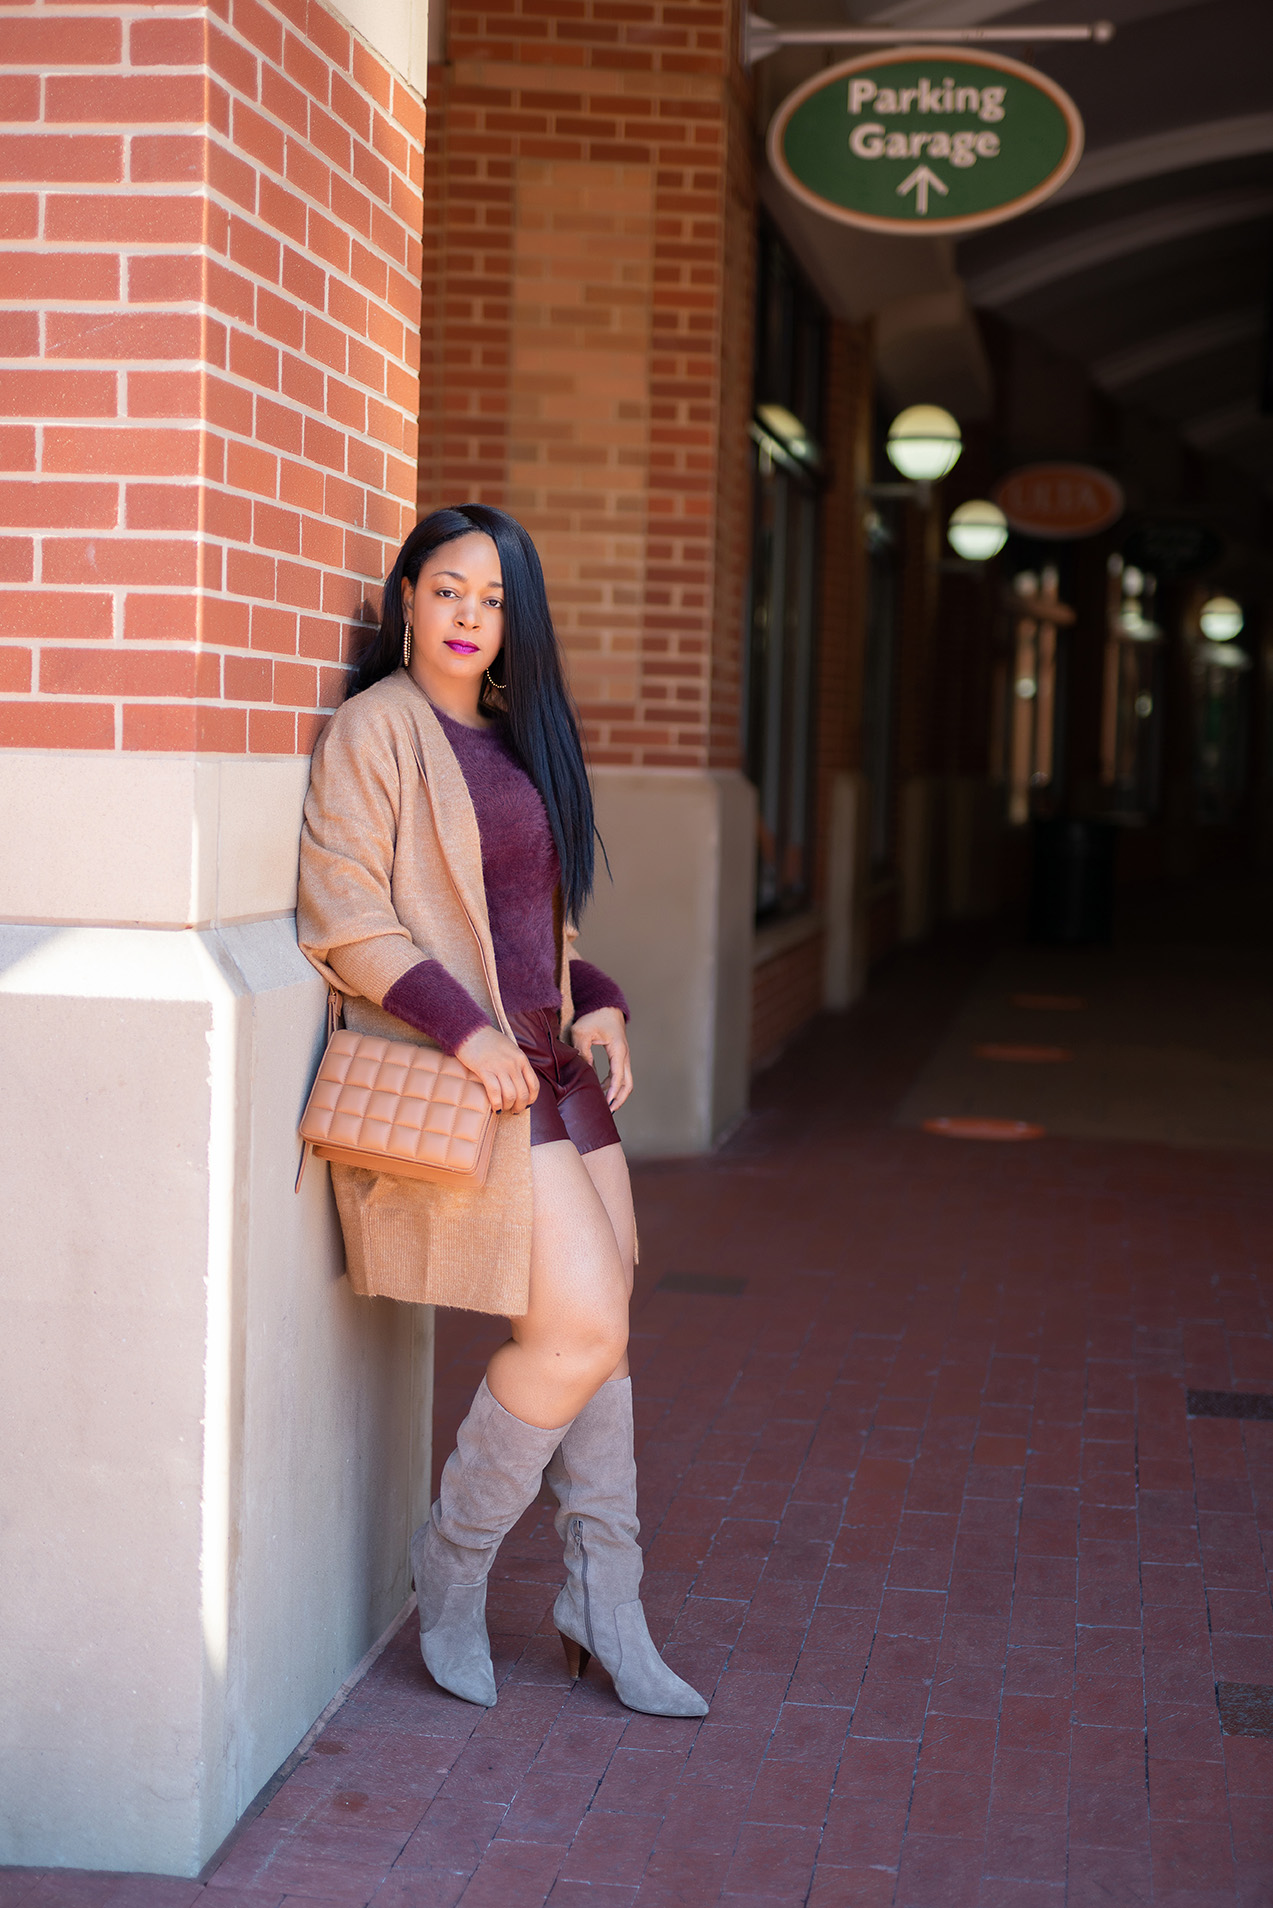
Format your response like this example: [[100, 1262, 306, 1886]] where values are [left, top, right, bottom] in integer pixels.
[[445, 640, 480, 654]]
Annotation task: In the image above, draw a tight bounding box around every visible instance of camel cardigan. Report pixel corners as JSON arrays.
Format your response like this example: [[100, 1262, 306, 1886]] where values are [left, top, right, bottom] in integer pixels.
[[296, 668, 579, 1315]]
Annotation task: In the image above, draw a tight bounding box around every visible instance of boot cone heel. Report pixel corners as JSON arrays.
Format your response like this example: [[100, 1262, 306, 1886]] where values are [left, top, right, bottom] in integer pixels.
[[545, 1381, 710, 1720], [559, 1632, 591, 1680]]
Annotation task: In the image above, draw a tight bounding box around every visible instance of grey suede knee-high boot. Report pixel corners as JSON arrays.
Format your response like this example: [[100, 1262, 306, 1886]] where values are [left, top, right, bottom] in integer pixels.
[[411, 1378, 573, 1707], [544, 1377, 709, 1717]]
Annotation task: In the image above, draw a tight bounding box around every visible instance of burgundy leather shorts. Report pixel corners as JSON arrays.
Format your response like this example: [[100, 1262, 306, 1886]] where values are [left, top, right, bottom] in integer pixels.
[[508, 1007, 621, 1156]]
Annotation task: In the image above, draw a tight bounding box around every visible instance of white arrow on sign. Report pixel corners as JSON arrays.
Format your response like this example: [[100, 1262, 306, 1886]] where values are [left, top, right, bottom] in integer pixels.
[[897, 165, 949, 216]]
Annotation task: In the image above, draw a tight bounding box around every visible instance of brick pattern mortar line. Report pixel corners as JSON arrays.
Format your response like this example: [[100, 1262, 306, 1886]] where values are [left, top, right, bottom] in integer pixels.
[[0, 0, 426, 753], [414, 0, 752, 771]]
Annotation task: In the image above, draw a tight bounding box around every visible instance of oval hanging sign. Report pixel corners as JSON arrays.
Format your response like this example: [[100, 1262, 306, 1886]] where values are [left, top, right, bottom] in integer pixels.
[[994, 464, 1125, 540], [768, 46, 1084, 237]]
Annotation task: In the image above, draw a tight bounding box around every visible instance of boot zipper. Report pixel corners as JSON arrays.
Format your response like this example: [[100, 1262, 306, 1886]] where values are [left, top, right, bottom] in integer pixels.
[[573, 1517, 597, 1655]]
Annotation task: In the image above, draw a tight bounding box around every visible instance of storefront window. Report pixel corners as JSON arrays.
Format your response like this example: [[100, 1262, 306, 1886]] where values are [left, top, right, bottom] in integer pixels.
[[991, 563, 1072, 824], [1194, 642, 1251, 822], [1100, 556, 1164, 821], [863, 504, 901, 869], [743, 226, 826, 920]]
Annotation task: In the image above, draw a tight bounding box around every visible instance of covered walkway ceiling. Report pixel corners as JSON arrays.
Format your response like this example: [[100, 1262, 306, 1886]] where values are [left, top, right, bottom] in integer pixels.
[[758, 0, 1273, 495], [946, 0, 1273, 491]]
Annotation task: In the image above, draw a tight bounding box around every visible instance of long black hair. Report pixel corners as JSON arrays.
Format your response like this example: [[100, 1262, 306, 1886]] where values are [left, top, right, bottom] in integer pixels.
[[348, 505, 596, 921]]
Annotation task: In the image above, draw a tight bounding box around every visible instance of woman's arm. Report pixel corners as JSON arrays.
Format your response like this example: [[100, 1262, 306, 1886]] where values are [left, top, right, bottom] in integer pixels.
[[568, 958, 629, 1023], [297, 711, 425, 1006], [330, 948, 537, 1114], [381, 957, 538, 1109], [381, 959, 488, 1054], [567, 958, 633, 1111], [299, 714, 537, 1112]]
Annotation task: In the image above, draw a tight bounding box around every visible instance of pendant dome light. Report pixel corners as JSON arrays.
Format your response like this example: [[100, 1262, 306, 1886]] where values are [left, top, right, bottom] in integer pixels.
[[885, 405, 963, 482], [1199, 595, 1243, 642], [946, 499, 1008, 561]]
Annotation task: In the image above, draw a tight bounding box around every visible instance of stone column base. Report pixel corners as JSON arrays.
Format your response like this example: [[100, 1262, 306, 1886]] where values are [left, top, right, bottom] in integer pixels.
[[577, 769, 756, 1155], [0, 755, 431, 1876]]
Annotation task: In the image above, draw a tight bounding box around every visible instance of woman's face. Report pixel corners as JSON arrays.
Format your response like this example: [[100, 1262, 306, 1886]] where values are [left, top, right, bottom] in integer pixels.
[[403, 532, 504, 689]]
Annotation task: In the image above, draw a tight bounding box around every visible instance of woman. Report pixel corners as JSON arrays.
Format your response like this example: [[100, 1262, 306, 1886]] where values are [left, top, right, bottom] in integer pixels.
[[297, 504, 708, 1720]]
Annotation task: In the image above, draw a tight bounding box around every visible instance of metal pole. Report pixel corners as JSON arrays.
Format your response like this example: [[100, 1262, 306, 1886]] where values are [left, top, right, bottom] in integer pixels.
[[743, 14, 1115, 66]]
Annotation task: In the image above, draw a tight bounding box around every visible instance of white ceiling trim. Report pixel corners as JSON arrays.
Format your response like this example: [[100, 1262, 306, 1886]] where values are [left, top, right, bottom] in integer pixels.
[[964, 187, 1273, 307], [1093, 309, 1264, 390], [859, 0, 1024, 21], [860, 0, 1204, 24], [1053, 114, 1273, 204]]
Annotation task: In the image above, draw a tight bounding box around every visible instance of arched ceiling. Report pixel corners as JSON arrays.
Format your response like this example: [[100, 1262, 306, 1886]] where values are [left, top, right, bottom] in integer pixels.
[[756, 0, 1273, 523], [928, 0, 1273, 490]]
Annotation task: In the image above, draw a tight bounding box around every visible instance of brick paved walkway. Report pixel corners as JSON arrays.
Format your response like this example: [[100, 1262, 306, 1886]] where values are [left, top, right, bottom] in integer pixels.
[[9, 927, 1273, 1907]]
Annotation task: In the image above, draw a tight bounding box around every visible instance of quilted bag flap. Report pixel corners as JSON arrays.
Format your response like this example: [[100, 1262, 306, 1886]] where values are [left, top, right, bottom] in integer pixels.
[[299, 1028, 496, 1181]]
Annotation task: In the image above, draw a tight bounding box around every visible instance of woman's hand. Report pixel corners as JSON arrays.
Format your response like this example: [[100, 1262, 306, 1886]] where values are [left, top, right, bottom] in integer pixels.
[[455, 1025, 539, 1113], [571, 1006, 633, 1111]]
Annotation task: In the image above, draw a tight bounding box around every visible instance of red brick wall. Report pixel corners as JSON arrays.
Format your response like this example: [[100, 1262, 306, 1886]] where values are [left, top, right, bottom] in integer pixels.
[[751, 931, 825, 1065], [706, 66, 757, 773], [0, 0, 424, 753], [416, 0, 752, 771]]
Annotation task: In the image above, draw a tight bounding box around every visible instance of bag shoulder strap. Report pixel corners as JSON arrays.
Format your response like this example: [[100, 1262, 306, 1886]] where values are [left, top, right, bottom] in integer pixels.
[[296, 987, 346, 1193]]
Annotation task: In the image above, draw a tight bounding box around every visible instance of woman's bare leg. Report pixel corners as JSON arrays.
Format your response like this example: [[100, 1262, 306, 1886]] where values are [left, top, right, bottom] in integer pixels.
[[485, 1139, 630, 1429], [580, 1141, 634, 1381], [538, 1140, 708, 1715]]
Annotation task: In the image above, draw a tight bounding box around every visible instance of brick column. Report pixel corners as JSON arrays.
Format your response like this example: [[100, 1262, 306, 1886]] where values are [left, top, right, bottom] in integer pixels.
[[0, 0, 431, 1875], [1, 0, 423, 752], [417, 0, 758, 1149]]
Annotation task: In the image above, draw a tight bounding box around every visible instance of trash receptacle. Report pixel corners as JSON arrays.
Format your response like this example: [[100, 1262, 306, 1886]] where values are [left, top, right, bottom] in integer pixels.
[[1028, 818, 1116, 945]]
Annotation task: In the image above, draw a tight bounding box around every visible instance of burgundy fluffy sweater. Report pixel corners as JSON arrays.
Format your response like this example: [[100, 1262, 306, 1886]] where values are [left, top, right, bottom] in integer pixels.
[[381, 707, 627, 1053]]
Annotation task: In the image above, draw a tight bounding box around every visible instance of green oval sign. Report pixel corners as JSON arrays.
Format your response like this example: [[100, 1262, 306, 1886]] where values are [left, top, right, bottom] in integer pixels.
[[768, 46, 1084, 237]]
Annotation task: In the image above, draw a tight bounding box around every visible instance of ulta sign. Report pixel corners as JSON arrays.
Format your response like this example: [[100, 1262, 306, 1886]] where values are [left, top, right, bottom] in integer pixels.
[[769, 46, 1084, 236]]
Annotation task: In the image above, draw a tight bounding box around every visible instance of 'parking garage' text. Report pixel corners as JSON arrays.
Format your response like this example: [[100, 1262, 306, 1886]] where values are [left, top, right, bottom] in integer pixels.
[[847, 77, 1007, 166]]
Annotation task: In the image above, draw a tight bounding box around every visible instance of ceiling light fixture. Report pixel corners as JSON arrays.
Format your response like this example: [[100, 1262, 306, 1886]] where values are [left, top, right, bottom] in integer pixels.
[[886, 405, 963, 482], [1199, 595, 1243, 641], [947, 499, 1008, 561], [755, 403, 820, 468]]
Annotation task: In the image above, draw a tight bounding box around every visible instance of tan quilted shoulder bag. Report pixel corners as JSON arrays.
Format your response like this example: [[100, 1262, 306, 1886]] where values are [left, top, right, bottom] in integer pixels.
[[298, 991, 497, 1187]]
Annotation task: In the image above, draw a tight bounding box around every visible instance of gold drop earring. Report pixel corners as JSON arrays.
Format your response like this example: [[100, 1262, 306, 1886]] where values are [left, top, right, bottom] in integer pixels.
[[403, 615, 413, 668]]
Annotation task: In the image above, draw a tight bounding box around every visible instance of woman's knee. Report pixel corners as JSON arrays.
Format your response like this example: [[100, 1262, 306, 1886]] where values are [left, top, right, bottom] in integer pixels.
[[516, 1289, 627, 1381], [563, 1295, 629, 1375], [589, 1306, 629, 1376]]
